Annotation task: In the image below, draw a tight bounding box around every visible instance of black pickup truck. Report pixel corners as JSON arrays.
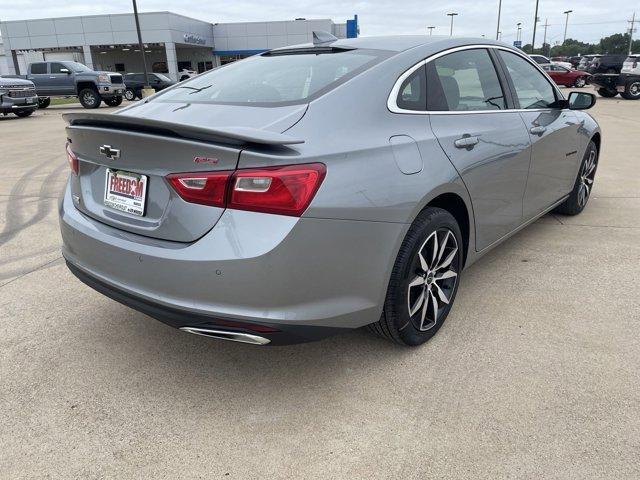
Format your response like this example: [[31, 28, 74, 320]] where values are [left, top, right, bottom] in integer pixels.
[[589, 55, 640, 100], [7, 61, 124, 109]]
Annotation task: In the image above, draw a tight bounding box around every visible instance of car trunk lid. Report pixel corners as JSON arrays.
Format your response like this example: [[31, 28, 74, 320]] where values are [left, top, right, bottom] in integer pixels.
[[64, 103, 305, 243]]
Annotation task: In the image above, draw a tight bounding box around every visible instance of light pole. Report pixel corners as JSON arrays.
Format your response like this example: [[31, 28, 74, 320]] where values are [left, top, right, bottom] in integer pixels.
[[517, 22, 522, 42], [531, 0, 540, 53], [447, 12, 458, 36], [496, 0, 503, 40], [427, 26, 435, 36], [563, 10, 573, 45], [132, 0, 150, 90], [629, 12, 637, 56]]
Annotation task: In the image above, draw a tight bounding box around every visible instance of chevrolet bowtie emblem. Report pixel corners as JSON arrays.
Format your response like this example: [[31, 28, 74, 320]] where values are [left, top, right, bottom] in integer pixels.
[[99, 145, 120, 160]]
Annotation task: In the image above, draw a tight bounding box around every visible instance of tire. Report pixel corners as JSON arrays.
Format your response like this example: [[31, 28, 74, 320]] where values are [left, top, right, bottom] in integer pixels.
[[37, 97, 50, 109], [14, 109, 35, 118], [78, 88, 101, 109], [124, 88, 137, 101], [573, 76, 587, 88], [368, 207, 463, 346], [621, 80, 640, 100], [597, 88, 618, 98], [104, 96, 123, 107], [554, 140, 598, 216]]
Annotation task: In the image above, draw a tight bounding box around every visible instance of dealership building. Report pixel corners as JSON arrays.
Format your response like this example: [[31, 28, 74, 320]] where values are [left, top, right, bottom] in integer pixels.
[[0, 12, 359, 80]]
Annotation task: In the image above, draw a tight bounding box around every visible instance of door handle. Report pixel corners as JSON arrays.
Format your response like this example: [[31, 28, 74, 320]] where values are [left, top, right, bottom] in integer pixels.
[[49, 76, 57, 78], [454, 135, 479, 149], [530, 125, 547, 135]]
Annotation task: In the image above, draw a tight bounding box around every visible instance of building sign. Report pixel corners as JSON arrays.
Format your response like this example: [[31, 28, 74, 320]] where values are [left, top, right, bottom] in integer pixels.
[[183, 33, 206, 45]]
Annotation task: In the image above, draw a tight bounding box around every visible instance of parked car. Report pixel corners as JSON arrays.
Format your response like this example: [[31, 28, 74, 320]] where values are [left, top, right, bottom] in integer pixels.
[[0, 77, 38, 117], [530, 54, 573, 69], [123, 73, 176, 101], [587, 54, 627, 74], [6, 61, 124, 109], [578, 55, 601, 70], [179, 69, 198, 81], [59, 36, 600, 347], [568, 56, 582, 68], [541, 64, 590, 87]]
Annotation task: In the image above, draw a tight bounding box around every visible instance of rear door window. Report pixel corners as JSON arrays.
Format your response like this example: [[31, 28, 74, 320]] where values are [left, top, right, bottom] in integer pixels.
[[30, 63, 47, 74], [427, 49, 506, 111]]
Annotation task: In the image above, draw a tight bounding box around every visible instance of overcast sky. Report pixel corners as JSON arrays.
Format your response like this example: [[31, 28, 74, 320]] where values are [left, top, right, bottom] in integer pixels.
[[0, 0, 636, 46]]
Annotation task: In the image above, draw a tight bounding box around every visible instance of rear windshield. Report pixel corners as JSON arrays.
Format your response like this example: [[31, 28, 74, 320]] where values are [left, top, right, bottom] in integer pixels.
[[156, 48, 389, 106]]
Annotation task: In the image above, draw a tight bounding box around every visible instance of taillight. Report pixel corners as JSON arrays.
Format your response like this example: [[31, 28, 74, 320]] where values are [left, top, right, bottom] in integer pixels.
[[166, 171, 231, 207], [66, 143, 79, 175], [228, 163, 326, 216], [164, 163, 326, 217]]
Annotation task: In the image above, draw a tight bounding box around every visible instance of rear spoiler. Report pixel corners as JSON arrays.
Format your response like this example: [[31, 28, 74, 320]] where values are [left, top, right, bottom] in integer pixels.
[[63, 112, 304, 146]]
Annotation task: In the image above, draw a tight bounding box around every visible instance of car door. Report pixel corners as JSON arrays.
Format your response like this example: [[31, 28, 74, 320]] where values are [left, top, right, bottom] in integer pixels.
[[26, 62, 50, 93], [49, 62, 75, 95], [496, 49, 580, 220], [427, 48, 532, 251]]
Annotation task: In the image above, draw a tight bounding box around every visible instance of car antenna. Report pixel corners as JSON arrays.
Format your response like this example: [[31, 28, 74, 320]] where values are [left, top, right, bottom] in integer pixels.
[[312, 31, 338, 46]]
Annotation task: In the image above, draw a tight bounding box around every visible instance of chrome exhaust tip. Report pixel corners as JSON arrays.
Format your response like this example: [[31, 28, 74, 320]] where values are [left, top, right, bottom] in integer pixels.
[[179, 327, 271, 345]]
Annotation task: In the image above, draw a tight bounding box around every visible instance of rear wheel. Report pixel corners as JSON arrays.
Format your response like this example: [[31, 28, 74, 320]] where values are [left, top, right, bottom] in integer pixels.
[[79, 88, 101, 109], [37, 97, 50, 109], [597, 88, 618, 98], [104, 96, 123, 107], [621, 80, 640, 100], [573, 76, 587, 88], [554, 140, 598, 216], [14, 109, 35, 118], [368, 207, 463, 346], [124, 88, 137, 101]]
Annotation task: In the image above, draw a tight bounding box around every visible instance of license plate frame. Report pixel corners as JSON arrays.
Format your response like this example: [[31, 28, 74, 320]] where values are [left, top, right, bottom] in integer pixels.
[[104, 169, 148, 217]]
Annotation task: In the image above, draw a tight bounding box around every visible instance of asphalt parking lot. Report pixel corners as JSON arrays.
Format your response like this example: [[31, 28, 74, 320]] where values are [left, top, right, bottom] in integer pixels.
[[1, 90, 639, 479]]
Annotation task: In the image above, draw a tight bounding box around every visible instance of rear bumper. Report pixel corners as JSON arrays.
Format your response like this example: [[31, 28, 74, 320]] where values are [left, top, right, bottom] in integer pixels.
[[59, 180, 405, 343], [66, 260, 342, 345]]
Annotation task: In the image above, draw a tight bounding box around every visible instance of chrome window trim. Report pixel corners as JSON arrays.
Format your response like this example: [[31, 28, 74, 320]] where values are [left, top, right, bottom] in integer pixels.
[[387, 44, 564, 115]]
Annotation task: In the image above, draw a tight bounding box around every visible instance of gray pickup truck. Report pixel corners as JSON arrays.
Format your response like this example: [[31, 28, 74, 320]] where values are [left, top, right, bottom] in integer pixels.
[[0, 77, 38, 117], [12, 61, 124, 109]]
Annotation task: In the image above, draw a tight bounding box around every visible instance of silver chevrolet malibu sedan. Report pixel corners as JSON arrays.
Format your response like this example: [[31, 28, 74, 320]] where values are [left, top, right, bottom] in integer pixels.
[[59, 35, 600, 346]]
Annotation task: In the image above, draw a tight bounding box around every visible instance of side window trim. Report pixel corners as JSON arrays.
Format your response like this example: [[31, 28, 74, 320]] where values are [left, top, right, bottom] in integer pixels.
[[388, 44, 564, 115], [487, 48, 517, 110]]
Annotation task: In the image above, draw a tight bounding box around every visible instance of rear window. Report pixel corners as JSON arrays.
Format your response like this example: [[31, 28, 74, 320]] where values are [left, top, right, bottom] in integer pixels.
[[156, 48, 389, 106]]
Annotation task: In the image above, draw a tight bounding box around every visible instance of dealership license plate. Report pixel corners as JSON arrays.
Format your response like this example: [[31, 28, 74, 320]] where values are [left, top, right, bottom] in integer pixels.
[[104, 169, 148, 216], [26, 98, 34, 104]]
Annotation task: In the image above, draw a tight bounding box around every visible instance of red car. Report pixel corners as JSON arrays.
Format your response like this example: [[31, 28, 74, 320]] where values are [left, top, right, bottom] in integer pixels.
[[542, 64, 590, 88]]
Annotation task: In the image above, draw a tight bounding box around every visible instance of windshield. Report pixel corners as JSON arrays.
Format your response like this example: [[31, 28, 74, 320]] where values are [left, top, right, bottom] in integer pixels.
[[157, 48, 389, 106], [66, 62, 93, 73]]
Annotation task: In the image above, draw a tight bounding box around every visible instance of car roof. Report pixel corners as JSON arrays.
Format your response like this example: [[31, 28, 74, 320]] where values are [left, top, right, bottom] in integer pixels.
[[271, 35, 508, 54]]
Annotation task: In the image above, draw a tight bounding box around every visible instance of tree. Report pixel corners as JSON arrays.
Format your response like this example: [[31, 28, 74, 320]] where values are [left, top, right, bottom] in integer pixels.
[[550, 39, 595, 57], [599, 33, 632, 54]]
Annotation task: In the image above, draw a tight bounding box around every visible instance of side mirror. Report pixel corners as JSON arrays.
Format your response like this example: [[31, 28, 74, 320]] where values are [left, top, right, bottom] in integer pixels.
[[568, 91, 596, 110], [60, 68, 70, 74]]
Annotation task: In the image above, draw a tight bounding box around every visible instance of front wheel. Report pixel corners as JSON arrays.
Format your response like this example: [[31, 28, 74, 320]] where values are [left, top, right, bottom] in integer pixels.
[[554, 140, 598, 216], [573, 76, 587, 88], [621, 80, 640, 100], [104, 96, 123, 107], [368, 207, 463, 346], [597, 88, 618, 98], [79, 88, 101, 109]]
